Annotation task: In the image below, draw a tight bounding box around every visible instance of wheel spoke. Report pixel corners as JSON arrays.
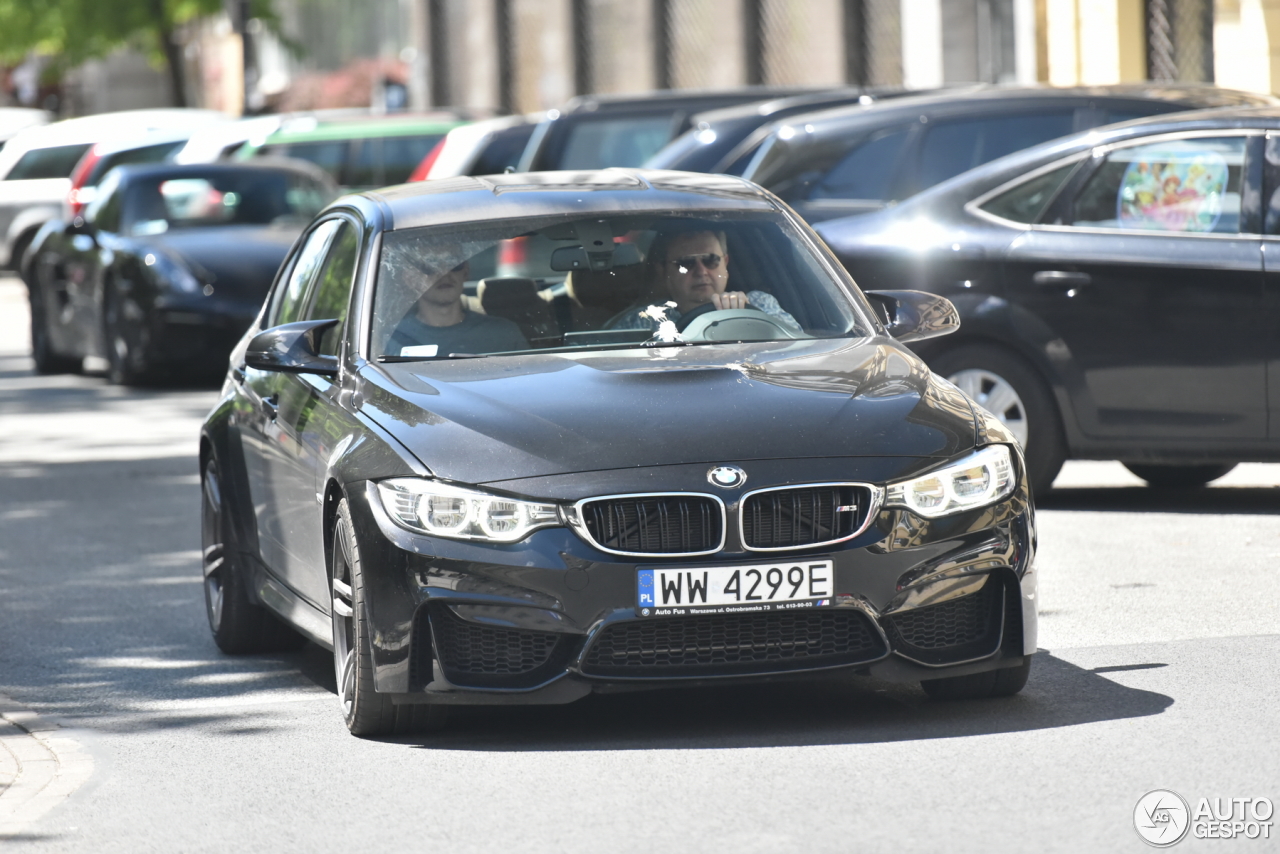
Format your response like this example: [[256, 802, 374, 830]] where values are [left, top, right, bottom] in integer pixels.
[[982, 382, 1021, 422]]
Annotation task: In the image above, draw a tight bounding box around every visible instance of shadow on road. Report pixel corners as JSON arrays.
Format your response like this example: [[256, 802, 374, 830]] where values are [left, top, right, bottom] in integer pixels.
[[1038, 485, 1280, 515], [370, 650, 1174, 751]]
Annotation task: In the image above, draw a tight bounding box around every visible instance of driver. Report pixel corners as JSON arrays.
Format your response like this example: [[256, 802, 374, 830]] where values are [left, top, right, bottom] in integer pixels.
[[609, 228, 800, 332]]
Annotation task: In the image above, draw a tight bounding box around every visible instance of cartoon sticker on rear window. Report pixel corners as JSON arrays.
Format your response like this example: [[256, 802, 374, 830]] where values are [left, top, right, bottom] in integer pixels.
[[1117, 149, 1228, 232]]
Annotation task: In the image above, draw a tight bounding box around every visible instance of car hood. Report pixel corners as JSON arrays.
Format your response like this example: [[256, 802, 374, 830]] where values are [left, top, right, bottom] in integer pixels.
[[358, 337, 977, 485], [148, 225, 300, 298]]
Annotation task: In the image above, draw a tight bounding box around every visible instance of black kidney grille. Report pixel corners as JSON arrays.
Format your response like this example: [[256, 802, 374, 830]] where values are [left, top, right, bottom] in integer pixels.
[[580, 495, 721, 554], [742, 486, 868, 549], [884, 578, 1004, 665], [581, 609, 886, 678], [429, 605, 570, 688]]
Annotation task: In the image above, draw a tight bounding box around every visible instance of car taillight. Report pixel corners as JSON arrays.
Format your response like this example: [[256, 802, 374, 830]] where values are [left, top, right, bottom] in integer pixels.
[[409, 138, 446, 182], [67, 144, 104, 217]]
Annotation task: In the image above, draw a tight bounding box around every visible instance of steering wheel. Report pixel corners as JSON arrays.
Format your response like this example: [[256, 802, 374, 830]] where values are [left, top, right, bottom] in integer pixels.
[[677, 306, 800, 342], [675, 300, 762, 332]]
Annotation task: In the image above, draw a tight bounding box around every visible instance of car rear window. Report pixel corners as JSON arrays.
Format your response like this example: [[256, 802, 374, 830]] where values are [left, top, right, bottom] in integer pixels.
[[471, 124, 537, 175], [555, 115, 677, 169], [260, 140, 349, 182], [88, 140, 185, 186], [808, 127, 912, 202], [915, 111, 1077, 193], [4, 143, 94, 180], [348, 134, 444, 187]]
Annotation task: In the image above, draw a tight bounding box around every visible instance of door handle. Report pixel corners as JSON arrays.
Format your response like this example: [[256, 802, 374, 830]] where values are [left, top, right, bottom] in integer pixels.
[[1032, 270, 1092, 287], [261, 394, 279, 421]]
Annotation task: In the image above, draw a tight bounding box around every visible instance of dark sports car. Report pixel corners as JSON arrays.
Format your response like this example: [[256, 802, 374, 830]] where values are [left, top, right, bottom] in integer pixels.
[[24, 160, 337, 383], [200, 170, 1038, 737], [814, 106, 1280, 494]]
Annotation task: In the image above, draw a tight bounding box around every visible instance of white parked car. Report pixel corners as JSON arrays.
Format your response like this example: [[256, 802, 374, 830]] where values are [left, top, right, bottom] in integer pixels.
[[0, 109, 228, 271]]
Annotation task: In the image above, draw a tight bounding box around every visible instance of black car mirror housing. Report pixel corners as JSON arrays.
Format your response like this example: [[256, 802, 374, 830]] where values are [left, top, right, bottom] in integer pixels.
[[245, 319, 340, 376], [864, 290, 959, 342]]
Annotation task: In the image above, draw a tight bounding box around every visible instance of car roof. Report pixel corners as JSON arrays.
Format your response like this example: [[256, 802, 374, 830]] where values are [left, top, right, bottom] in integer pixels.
[[555, 87, 834, 116], [770, 83, 1278, 136], [351, 169, 779, 230], [259, 114, 469, 144]]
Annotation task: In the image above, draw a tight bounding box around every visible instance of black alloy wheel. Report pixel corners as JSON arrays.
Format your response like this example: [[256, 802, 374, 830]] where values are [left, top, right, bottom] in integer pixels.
[[331, 498, 448, 737], [202, 455, 305, 654], [1123, 462, 1238, 489], [28, 280, 82, 375], [920, 657, 1032, 700], [932, 344, 1067, 497], [103, 281, 152, 386]]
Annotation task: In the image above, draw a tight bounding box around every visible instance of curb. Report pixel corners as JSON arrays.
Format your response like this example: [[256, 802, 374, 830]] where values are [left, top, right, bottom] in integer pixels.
[[0, 694, 94, 839]]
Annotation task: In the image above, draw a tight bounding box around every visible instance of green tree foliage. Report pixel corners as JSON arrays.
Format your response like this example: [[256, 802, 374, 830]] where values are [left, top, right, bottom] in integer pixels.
[[0, 0, 281, 107]]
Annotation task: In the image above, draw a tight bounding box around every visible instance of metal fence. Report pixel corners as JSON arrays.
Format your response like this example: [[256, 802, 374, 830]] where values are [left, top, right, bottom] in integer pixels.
[[1147, 0, 1214, 82]]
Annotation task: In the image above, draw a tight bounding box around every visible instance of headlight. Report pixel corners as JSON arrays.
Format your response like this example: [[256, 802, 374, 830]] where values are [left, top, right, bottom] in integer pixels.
[[884, 445, 1017, 518], [144, 250, 201, 294], [376, 479, 560, 543]]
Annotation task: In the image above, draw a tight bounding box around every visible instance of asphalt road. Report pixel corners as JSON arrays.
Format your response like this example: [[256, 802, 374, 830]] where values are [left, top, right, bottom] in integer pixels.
[[0, 274, 1277, 853]]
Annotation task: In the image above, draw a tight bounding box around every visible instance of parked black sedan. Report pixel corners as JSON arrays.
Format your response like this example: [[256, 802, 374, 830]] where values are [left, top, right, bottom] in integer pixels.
[[201, 169, 1038, 737], [739, 84, 1274, 225], [815, 106, 1280, 494], [24, 160, 337, 383]]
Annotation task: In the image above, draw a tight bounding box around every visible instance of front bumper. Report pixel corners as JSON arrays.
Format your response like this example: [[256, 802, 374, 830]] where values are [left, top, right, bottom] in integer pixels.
[[345, 465, 1038, 705]]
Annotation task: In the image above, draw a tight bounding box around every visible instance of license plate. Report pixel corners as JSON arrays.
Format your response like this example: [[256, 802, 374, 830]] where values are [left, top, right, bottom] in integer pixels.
[[636, 560, 834, 616]]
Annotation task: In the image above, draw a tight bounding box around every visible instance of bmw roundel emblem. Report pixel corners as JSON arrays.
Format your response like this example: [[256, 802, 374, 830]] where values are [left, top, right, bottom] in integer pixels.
[[707, 465, 747, 489]]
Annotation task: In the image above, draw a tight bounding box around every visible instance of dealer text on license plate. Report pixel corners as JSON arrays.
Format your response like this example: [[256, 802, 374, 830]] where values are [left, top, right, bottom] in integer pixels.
[[636, 560, 833, 615]]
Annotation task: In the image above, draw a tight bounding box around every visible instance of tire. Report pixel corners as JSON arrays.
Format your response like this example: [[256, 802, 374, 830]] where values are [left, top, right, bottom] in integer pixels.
[[332, 499, 448, 738], [921, 657, 1031, 701], [103, 282, 153, 386], [202, 455, 306, 654], [1123, 462, 1237, 489], [932, 344, 1066, 497], [28, 281, 82, 375]]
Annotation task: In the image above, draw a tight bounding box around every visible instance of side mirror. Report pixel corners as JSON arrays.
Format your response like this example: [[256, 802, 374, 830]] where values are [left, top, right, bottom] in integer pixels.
[[245, 319, 340, 375], [864, 290, 959, 343]]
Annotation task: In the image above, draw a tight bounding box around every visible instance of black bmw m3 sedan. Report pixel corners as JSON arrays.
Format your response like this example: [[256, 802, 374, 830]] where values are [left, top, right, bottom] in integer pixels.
[[200, 169, 1038, 737]]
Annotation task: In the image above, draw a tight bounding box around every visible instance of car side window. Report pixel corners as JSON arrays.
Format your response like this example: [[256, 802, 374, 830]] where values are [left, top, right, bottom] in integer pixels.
[[302, 222, 360, 357], [916, 111, 1076, 194], [271, 219, 342, 327], [87, 173, 124, 232], [1067, 137, 1247, 234], [1262, 135, 1280, 235], [977, 162, 1079, 224], [807, 127, 911, 202]]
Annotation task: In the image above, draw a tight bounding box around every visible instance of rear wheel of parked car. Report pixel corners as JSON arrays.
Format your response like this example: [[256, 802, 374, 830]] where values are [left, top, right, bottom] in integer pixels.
[[202, 455, 306, 654], [28, 282, 82, 375], [921, 658, 1032, 700], [1122, 462, 1237, 489], [331, 498, 448, 738], [104, 281, 153, 386], [932, 344, 1066, 497]]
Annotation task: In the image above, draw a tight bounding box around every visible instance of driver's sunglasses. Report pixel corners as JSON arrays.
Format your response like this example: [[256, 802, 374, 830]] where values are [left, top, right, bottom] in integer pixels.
[[670, 253, 722, 272]]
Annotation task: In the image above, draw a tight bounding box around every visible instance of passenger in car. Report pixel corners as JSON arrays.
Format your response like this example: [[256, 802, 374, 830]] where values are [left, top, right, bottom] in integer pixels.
[[609, 227, 800, 331], [388, 256, 530, 357]]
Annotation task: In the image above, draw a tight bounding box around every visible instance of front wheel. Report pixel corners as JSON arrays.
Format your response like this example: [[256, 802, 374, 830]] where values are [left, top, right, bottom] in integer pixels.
[[28, 281, 82, 375], [921, 658, 1031, 700], [202, 455, 305, 654], [1123, 462, 1237, 489], [104, 283, 154, 386], [331, 498, 448, 737], [932, 344, 1066, 497]]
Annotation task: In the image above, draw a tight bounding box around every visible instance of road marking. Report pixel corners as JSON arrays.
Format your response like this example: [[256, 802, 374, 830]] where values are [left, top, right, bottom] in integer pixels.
[[0, 694, 94, 839]]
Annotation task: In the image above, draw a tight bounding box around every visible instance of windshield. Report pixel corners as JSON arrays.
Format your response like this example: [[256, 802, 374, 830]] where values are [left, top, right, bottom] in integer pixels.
[[372, 211, 870, 361], [122, 170, 335, 235]]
